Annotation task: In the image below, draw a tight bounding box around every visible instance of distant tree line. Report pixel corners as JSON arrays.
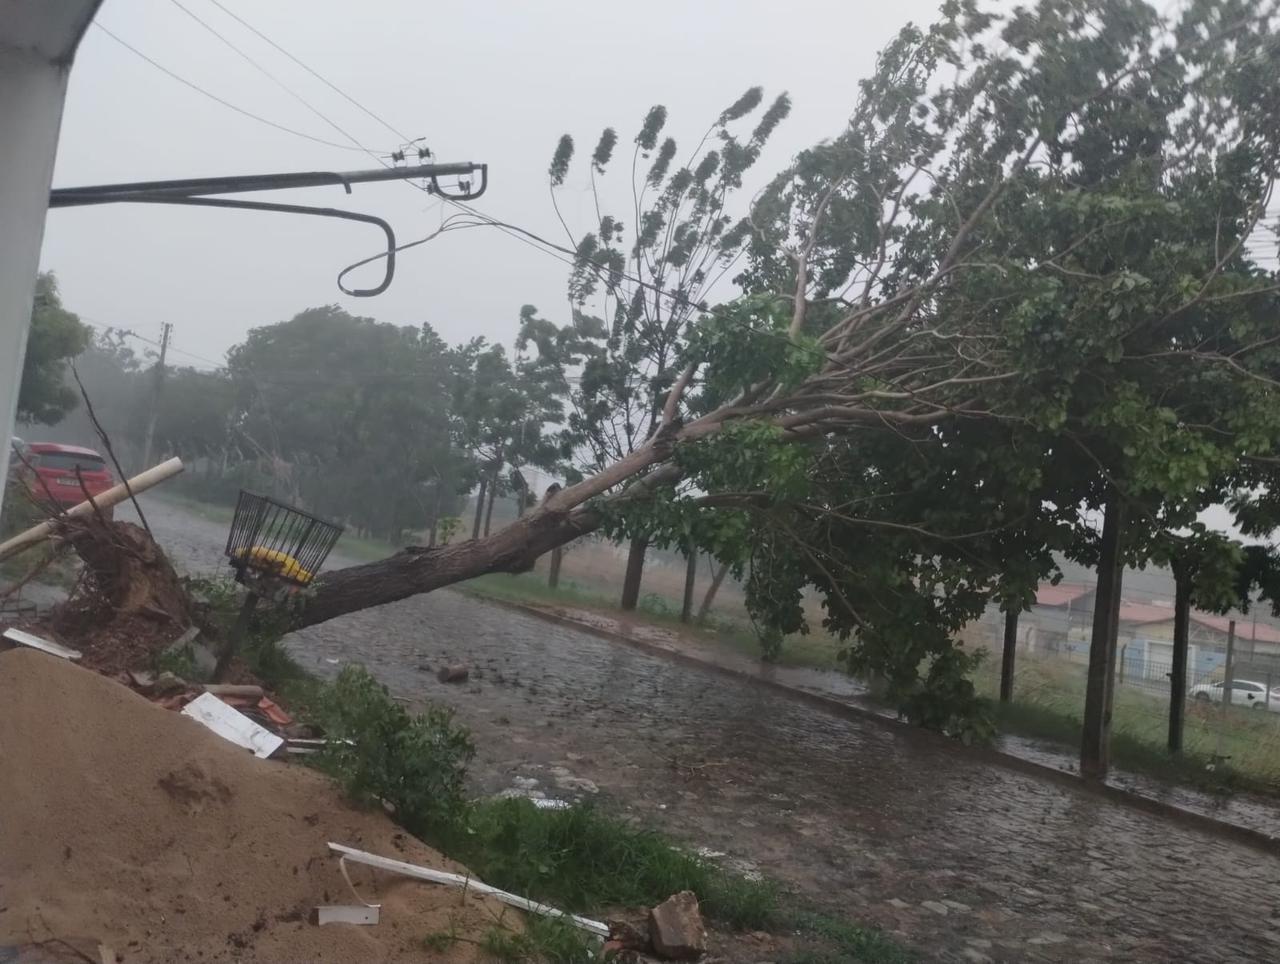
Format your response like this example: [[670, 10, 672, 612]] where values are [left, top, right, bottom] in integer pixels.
[[23, 298, 574, 546]]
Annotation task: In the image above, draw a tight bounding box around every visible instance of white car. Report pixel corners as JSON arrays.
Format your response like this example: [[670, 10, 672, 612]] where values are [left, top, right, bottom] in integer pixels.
[[1189, 678, 1279, 710]]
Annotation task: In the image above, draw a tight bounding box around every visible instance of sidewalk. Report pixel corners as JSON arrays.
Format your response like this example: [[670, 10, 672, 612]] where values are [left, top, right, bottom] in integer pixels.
[[469, 591, 1280, 851]]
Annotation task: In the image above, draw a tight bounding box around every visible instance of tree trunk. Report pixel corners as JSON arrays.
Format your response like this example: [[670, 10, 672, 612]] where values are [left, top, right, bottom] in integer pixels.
[[427, 483, 442, 548], [1081, 495, 1125, 780], [294, 504, 603, 630], [471, 477, 487, 540], [1168, 563, 1191, 754], [547, 545, 563, 588], [619, 535, 648, 611], [291, 444, 672, 631], [1000, 606, 1018, 703], [681, 550, 697, 624], [483, 471, 498, 537], [697, 562, 729, 624]]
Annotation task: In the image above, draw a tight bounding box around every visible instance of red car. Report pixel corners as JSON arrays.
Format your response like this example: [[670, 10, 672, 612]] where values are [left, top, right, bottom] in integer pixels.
[[22, 443, 115, 509]]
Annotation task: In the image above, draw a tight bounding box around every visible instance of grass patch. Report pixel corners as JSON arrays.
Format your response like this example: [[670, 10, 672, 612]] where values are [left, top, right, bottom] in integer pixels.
[[785, 911, 915, 964], [306, 665, 902, 961], [461, 572, 845, 672], [980, 655, 1280, 795], [436, 796, 778, 930]]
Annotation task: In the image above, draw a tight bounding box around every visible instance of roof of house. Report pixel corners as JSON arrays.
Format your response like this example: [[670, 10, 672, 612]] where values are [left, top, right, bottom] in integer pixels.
[[1193, 613, 1280, 645], [1117, 602, 1178, 625], [1035, 583, 1093, 607], [1117, 602, 1280, 644]]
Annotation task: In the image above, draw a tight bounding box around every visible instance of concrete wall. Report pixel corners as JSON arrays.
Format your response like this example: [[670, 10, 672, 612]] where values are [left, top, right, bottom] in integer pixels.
[[0, 2, 100, 527]]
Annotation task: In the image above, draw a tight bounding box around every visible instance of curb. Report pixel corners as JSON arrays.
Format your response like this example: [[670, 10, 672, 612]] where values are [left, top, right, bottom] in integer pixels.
[[465, 590, 1280, 858]]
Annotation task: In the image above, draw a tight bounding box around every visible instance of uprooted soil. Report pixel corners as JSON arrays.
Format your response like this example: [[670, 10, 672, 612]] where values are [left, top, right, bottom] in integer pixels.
[[0, 648, 520, 963]]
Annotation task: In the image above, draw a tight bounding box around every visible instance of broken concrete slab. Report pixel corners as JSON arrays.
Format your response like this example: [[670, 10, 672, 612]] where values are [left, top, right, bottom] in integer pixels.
[[649, 891, 706, 960]]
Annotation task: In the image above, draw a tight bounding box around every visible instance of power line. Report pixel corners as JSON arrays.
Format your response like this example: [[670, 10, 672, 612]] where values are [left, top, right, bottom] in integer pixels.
[[168, 0, 386, 168], [202, 0, 413, 144], [171, 3, 722, 314], [79, 316, 226, 370], [90, 21, 370, 154]]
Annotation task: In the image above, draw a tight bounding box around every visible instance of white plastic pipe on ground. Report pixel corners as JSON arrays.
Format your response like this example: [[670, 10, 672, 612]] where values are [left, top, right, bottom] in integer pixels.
[[327, 842, 610, 937], [0, 456, 184, 562]]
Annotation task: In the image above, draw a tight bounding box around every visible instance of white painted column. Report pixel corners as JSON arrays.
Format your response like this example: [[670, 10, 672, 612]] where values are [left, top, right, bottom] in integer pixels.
[[0, 45, 73, 527]]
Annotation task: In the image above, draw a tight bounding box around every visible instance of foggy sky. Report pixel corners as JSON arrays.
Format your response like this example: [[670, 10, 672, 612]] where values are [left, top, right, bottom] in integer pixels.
[[41, 0, 949, 369]]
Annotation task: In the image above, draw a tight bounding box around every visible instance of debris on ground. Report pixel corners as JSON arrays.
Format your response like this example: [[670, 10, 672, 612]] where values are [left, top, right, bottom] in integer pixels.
[[436, 663, 470, 683], [329, 842, 610, 937], [649, 890, 708, 960], [181, 691, 284, 759], [0, 648, 522, 963], [0, 626, 81, 660]]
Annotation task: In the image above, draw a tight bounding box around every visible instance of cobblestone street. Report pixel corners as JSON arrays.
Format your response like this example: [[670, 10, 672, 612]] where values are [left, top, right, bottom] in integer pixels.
[[139, 495, 1280, 962]]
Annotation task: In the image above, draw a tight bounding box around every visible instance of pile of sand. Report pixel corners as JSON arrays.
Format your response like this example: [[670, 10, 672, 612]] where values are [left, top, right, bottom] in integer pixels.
[[0, 648, 516, 963]]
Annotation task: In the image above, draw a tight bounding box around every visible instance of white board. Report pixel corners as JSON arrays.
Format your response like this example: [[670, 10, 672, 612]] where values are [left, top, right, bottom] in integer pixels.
[[316, 906, 380, 926], [1, 627, 81, 660], [181, 692, 283, 759]]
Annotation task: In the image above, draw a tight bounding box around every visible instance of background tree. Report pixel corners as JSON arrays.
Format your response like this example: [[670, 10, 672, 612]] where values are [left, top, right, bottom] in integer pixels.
[[227, 306, 466, 542], [450, 318, 572, 539], [544, 90, 791, 608], [17, 272, 92, 425], [40, 3, 1258, 779]]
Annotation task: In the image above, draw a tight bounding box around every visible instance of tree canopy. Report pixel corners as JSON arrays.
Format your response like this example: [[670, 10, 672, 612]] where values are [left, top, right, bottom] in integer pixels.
[[18, 273, 92, 425], [297, 0, 1280, 746]]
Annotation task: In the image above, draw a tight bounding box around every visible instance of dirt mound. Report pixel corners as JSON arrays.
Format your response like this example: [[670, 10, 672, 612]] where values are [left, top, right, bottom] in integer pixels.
[[0, 649, 516, 963]]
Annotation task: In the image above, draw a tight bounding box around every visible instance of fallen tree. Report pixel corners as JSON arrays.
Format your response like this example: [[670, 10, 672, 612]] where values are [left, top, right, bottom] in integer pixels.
[[295, 0, 1280, 672]]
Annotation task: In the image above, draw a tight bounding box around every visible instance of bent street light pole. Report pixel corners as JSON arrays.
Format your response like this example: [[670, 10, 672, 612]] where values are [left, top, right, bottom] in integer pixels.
[[47, 162, 488, 207], [46, 161, 491, 299]]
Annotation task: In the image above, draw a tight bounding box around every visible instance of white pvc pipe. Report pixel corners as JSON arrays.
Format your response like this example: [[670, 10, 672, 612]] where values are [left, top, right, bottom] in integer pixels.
[[0, 456, 184, 562], [327, 842, 609, 937]]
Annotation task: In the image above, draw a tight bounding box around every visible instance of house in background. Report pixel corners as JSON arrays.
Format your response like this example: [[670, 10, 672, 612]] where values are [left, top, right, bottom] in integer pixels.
[[1028, 583, 1096, 659], [1119, 604, 1280, 686]]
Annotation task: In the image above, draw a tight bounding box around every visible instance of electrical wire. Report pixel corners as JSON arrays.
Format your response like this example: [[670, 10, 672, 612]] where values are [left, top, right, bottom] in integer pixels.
[[168, 0, 388, 169], [202, 0, 413, 144], [79, 317, 226, 370], [90, 21, 370, 154]]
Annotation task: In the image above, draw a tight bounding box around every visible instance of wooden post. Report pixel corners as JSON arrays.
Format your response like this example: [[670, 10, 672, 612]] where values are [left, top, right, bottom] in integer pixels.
[[999, 606, 1018, 703], [1167, 565, 1191, 754], [0, 457, 185, 563], [681, 550, 698, 624], [547, 546, 563, 589], [1081, 495, 1125, 780], [214, 591, 258, 682]]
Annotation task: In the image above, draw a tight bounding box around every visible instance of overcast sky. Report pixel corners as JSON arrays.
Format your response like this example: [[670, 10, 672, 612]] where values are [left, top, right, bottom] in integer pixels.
[[40, 0, 951, 369]]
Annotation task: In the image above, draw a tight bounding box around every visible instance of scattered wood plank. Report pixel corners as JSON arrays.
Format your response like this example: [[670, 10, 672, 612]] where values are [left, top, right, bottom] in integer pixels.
[[181, 692, 283, 759], [1, 628, 82, 660]]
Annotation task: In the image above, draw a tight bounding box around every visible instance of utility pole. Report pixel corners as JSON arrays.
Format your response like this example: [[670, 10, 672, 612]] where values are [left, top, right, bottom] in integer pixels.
[[141, 322, 172, 469]]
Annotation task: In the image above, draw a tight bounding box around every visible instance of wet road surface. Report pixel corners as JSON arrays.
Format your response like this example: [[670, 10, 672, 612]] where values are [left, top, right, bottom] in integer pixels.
[[134, 495, 1280, 962]]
